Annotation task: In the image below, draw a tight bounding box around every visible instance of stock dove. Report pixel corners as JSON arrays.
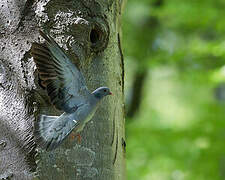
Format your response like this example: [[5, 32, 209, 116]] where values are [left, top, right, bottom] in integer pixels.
[[31, 31, 112, 151]]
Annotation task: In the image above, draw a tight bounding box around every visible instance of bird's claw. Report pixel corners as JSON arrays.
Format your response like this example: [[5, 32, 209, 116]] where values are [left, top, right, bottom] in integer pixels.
[[70, 132, 82, 144]]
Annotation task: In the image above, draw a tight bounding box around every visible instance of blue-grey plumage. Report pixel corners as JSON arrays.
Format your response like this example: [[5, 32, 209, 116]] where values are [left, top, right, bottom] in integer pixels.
[[31, 31, 112, 151]]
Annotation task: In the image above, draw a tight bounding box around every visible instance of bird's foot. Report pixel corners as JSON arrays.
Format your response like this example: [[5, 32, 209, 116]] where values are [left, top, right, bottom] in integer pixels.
[[76, 133, 82, 143], [70, 132, 82, 144]]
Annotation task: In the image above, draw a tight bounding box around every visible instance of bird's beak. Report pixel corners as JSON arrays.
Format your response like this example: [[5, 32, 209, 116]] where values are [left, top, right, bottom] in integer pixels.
[[109, 92, 113, 95]]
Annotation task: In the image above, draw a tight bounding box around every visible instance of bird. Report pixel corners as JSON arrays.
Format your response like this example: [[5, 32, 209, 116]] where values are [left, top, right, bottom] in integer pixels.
[[31, 30, 112, 151]]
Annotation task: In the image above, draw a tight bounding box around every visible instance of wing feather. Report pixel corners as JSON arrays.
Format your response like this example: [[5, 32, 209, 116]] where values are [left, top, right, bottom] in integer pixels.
[[31, 30, 91, 112]]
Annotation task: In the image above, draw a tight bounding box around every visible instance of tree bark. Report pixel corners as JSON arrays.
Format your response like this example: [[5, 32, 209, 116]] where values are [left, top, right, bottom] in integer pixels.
[[0, 0, 125, 179]]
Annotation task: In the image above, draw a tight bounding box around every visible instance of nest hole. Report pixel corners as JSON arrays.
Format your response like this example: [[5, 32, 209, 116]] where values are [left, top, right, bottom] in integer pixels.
[[90, 28, 100, 44]]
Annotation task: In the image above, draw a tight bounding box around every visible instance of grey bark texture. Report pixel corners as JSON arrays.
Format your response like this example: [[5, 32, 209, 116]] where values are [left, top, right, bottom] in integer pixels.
[[0, 0, 125, 180]]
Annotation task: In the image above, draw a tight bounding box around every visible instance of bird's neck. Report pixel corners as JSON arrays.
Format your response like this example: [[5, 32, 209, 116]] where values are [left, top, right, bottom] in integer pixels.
[[90, 93, 102, 105], [92, 90, 103, 100], [93, 93, 102, 99]]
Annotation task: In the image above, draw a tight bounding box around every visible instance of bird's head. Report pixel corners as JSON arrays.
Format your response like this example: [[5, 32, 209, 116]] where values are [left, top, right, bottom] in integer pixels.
[[92, 87, 112, 99]]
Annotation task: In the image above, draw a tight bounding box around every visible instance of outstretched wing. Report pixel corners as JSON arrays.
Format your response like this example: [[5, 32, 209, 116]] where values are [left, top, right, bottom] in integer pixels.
[[31, 30, 91, 112]]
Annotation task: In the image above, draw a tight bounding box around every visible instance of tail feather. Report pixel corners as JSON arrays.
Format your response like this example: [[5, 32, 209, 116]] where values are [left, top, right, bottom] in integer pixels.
[[34, 114, 78, 151], [34, 115, 58, 150]]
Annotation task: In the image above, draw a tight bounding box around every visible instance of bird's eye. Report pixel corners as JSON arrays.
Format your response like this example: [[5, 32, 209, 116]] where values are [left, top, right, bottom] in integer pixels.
[[104, 89, 107, 92]]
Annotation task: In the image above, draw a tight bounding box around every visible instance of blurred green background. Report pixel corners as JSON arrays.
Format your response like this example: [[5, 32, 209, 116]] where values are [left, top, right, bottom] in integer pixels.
[[122, 0, 225, 179]]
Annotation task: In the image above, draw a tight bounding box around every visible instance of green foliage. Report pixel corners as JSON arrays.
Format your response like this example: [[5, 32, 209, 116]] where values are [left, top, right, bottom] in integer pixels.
[[126, 67, 225, 180], [122, 0, 225, 70], [123, 0, 225, 179]]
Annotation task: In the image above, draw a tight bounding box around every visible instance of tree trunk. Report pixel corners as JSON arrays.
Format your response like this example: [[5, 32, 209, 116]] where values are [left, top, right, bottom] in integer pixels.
[[126, 0, 163, 119], [0, 0, 125, 179], [126, 70, 148, 118]]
